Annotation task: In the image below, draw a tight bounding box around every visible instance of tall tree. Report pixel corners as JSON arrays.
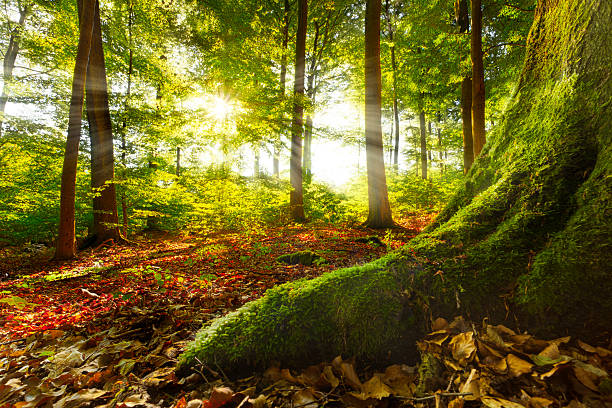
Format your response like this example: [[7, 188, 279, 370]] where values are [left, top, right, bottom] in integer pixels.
[[289, 0, 307, 222], [0, 3, 29, 136], [383, 0, 400, 169], [364, 0, 393, 228], [84, 0, 121, 245], [419, 110, 427, 179], [471, 0, 486, 157], [455, 0, 474, 173], [274, 0, 290, 178], [55, 0, 96, 260]]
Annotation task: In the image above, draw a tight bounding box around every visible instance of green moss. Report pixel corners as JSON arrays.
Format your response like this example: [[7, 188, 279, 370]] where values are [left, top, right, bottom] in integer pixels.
[[276, 250, 326, 266], [177, 252, 423, 375]]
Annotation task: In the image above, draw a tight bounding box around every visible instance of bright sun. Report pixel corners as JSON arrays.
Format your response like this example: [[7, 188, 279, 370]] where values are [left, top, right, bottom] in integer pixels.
[[184, 94, 235, 122]]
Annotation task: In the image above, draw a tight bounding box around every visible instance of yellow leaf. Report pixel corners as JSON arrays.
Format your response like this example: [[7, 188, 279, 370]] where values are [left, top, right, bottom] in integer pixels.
[[506, 354, 533, 377], [450, 332, 477, 365]]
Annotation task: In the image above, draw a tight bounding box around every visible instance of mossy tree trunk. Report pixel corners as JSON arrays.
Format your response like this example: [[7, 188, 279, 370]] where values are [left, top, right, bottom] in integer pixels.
[[178, 0, 612, 375]]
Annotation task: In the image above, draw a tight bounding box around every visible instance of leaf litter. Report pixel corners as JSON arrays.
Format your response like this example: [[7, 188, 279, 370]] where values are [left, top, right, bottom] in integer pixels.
[[1, 220, 610, 407]]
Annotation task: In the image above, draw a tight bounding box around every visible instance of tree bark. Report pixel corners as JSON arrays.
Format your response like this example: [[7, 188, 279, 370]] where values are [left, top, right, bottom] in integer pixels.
[[419, 110, 427, 180], [120, 2, 133, 239], [0, 4, 29, 137], [303, 22, 320, 183], [85, 0, 120, 245], [384, 0, 400, 169], [461, 77, 474, 173], [55, 0, 96, 260], [471, 0, 486, 158], [289, 0, 307, 222], [176, 147, 180, 177], [364, 0, 393, 228], [274, 0, 290, 178]]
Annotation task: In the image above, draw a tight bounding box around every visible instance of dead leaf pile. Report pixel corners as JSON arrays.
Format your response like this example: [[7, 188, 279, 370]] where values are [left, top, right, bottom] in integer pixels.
[[416, 316, 612, 408]]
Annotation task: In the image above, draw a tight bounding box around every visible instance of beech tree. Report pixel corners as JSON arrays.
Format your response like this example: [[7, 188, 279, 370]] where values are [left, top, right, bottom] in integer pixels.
[[178, 0, 612, 373], [363, 0, 393, 228], [471, 0, 486, 157], [0, 3, 29, 137], [289, 0, 307, 222], [84, 0, 121, 245], [55, 0, 96, 260]]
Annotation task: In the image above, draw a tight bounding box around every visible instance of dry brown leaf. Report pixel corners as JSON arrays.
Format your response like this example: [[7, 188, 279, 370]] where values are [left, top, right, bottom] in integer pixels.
[[486, 326, 508, 350], [540, 360, 571, 379], [332, 356, 362, 391], [358, 375, 392, 399], [206, 387, 235, 408], [578, 340, 597, 354], [550, 336, 571, 346], [494, 325, 517, 338], [506, 354, 534, 377], [538, 344, 560, 360], [321, 365, 340, 389], [450, 332, 477, 365], [596, 347, 612, 358], [528, 396, 555, 408], [572, 366, 599, 391], [382, 365, 414, 397], [460, 368, 480, 401], [481, 396, 526, 408], [478, 339, 505, 359], [448, 397, 465, 408], [432, 317, 449, 331], [291, 388, 318, 408]]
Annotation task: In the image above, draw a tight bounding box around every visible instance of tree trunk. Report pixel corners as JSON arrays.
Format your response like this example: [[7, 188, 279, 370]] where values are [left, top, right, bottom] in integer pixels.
[[471, 0, 486, 157], [364, 0, 393, 228], [120, 3, 133, 239], [419, 110, 427, 180], [254, 145, 260, 177], [289, 0, 307, 222], [384, 0, 400, 169], [303, 22, 319, 184], [55, 0, 96, 260], [274, 0, 290, 178], [176, 147, 180, 177], [178, 0, 612, 375], [85, 0, 121, 245], [438, 127, 443, 175], [461, 77, 474, 173], [0, 5, 29, 137]]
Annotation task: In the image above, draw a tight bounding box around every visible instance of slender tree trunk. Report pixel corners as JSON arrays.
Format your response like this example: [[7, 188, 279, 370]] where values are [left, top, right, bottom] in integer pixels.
[[254, 145, 260, 177], [176, 147, 180, 176], [364, 0, 393, 228], [419, 110, 427, 180], [274, 0, 290, 178], [85, 0, 120, 245], [471, 0, 486, 157], [461, 77, 474, 173], [438, 127, 443, 175], [55, 0, 96, 260], [289, 0, 307, 221], [0, 5, 29, 137], [120, 2, 133, 239], [384, 0, 400, 169], [303, 22, 319, 183]]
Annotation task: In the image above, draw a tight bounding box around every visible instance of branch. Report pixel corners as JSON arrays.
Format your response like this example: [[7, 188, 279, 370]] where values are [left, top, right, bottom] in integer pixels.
[[503, 2, 535, 13], [484, 42, 525, 54]]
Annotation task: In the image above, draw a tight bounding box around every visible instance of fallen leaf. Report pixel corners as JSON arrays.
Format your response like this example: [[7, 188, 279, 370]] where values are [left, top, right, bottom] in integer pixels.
[[450, 332, 477, 365], [51, 388, 107, 408], [481, 396, 526, 408], [291, 388, 317, 407], [506, 354, 534, 377]]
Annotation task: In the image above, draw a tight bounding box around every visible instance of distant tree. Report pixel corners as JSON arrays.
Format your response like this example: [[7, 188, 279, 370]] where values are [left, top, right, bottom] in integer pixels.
[[364, 0, 393, 228], [471, 0, 486, 157], [455, 0, 474, 173], [0, 3, 29, 137], [55, 0, 96, 260], [289, 0, 307, 222], [419, 109, 427, 179], [274, 0, 290, 178]]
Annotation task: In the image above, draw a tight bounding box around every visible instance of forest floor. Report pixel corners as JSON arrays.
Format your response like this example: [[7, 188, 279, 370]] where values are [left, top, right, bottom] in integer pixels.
[[1, 213, 611, 408]]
